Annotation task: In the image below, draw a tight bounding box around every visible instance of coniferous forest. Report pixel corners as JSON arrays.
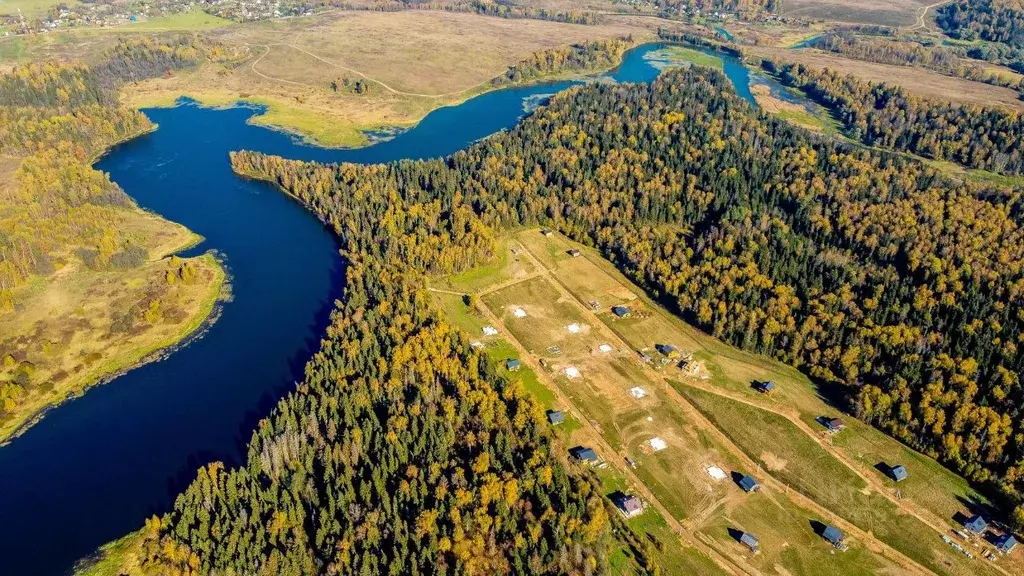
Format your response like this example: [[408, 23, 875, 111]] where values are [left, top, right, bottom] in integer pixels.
[[764, 60, 1024, 175], [162, 67, 1024, 576]]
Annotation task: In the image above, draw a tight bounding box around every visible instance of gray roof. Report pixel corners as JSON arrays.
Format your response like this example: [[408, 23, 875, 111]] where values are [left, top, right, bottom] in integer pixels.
[[611, 305, 630, 317], [547, 410, 565, 424], [997, 534, 1017, 553], [965, 515, 987, 533], [613, 493, 643, 513], [740, 532, 759, 548], [890, 465, 908, 481], [571, 446, 598, 462], [822, 525, 844, 544]]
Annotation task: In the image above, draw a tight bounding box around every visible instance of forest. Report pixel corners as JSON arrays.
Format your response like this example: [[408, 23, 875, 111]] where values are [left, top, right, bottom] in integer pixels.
[[764, 60, 1024, 175], [219, 66, 1024, 540], [937, 0, 1024, 48], [124, 151, 614, 574], [492, 37, 633, 86]]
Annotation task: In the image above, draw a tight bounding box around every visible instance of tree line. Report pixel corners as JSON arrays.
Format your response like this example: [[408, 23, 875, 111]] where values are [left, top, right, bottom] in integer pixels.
[[764, 59, 1024, 175], [937, 0, 1024, 48], [492, 37, 633, 87], [808, 31, 1024, 92], [225, 67, 1024, 533], [121, 148, 615, 575]]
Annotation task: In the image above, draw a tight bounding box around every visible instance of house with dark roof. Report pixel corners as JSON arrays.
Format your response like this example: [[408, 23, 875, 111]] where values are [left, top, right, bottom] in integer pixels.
[[570, 446, 599, 464], [888, 465, 908, 482], [996, 534, 1018, 554], [965, 515, 988, 534], [655, 343, 679, 358], [822, 525, 844, 547], [611, 305, 630, 318], [612, 492, 645, 518], [738, 474, 760, 493], [739, 531, 759, 552], [756, 380, 776, 395], [506, 358, 521, 371], [547, 410, 565, 425], [822, 417, 845, 433], [567, 249, 582, 257]]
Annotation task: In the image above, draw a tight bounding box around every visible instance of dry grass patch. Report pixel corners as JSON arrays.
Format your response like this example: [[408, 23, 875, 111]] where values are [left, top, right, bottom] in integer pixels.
[[776, 0, 929, 26], [0, 208, 224, 442]]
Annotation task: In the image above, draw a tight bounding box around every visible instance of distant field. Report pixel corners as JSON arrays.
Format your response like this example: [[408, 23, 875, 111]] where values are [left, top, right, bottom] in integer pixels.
[[0, 0, 71, 16], [118, 10, 651, 147], [752, 46, 1024, 110], [120, 11, 234, 31], [777, 0, 929, 26]]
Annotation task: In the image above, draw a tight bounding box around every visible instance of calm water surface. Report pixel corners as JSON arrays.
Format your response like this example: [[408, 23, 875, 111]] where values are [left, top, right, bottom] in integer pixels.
[[0, 42, 764, 575]]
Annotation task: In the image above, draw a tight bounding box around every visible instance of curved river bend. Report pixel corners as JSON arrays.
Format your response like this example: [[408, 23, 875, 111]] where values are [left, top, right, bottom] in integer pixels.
[[0, 43, 772, 575]]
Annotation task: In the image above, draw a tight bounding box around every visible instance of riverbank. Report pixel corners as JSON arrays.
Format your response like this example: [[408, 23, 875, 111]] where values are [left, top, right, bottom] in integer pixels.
[[117, 10, 651, 148]]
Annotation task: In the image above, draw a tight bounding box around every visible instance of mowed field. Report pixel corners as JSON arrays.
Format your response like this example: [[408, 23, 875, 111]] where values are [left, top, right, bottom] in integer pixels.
[[750, 46, 1024, 110], [431, 233, 922, 576], [776, 0, 931, 26]]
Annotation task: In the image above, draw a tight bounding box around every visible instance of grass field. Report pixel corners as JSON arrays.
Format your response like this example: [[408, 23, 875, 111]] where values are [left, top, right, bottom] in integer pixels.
[[776, 0, 930, 26], [0, 0, 72, 16], [644, 45, 723, 70], [114, 10, 652, 147]]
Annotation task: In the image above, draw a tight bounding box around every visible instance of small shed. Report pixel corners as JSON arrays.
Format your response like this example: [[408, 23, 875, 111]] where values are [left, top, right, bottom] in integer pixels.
[[996, 534, 1018, 554], [541, 228, 553, 237], [823, 417, 845, 433], [888, 465, 908, 482], [739, 531, 760, 552], [965, 515, 988, 534], [611, 305, 631, 318], [570, 446, 599, 464], [568, 249, 582, 257], [822, 525, 844, 547], [738, 474, 760, 493], [756, 380, 776, 395], [547, 410, 565, 425], [612, 493, 645, 518], [506, 359, 521, 371]]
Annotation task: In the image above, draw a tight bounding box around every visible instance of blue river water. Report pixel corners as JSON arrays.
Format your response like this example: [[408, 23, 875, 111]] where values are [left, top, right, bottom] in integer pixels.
[[0, 42, 763, 575]]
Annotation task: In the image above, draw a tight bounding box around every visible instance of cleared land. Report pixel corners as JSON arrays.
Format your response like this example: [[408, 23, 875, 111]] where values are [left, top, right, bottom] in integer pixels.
[[430, 233, 916, 576], [777, 0, 931, 26], [430, 228, 1024, 576], [751, 46, 1024, 110]]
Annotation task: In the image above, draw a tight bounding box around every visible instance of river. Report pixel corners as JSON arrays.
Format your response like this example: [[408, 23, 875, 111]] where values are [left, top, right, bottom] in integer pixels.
[[0, 42, 772, 575]]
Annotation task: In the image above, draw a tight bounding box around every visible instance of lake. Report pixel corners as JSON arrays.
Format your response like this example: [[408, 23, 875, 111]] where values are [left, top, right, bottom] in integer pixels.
[[0, 42, 763, 575]]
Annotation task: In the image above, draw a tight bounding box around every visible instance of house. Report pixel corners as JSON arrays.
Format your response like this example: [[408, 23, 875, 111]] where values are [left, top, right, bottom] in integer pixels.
[[612, 493, 645, 518], [888, 464, 908, 482], [822, 417, 845, 433], [655, 343, 679, 358], [570, 446, 599, 464], [822, 525, 845, 548], [611, 305, 631, 318], [996, 534, 1018, 554], [739, 531, 760, 553], [756, 380, 776, 395], [567, 249, 582, 257], [547, 410, 565, 425], [540, 228, 553, 237], [738, 474, 760, 493], [506, 359, 521, 371], [965, 515, 988, 534]]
